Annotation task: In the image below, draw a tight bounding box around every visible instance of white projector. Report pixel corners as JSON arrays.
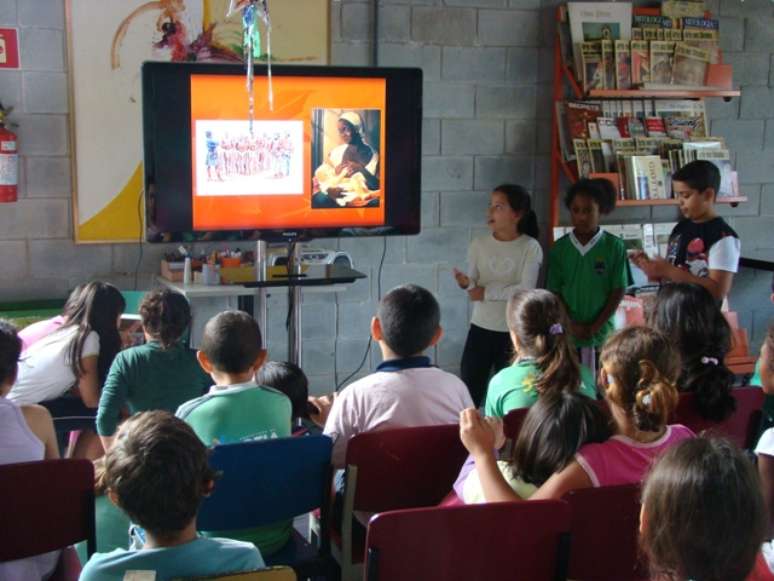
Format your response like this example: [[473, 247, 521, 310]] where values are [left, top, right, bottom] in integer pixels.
[[267, 247, 353, 269]]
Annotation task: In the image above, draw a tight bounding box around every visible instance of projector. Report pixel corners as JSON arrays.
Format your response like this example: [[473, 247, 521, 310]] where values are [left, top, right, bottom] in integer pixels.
[[267, 247, 353, 269]]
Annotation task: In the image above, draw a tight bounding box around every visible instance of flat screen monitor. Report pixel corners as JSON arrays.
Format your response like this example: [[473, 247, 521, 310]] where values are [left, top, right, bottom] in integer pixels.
[[141, 62, 422, 243]]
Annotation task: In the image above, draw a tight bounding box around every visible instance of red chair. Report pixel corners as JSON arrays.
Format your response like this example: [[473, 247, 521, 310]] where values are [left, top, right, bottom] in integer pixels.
[[322, 424, 468, 581], [364, 500, 571, 581], [563, 484, 646, 581], [672, 387, 764, 448], [0, 459, 95, 574], [503, 407, 529, 440]]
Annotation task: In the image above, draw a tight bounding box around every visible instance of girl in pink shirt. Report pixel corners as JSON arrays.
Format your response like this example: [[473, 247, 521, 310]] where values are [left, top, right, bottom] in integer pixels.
[[460, 326, 694, 501]]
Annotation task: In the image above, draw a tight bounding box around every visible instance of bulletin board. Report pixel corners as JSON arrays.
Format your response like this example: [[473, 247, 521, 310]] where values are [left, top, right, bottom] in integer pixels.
[[65, 0, 330, 243]]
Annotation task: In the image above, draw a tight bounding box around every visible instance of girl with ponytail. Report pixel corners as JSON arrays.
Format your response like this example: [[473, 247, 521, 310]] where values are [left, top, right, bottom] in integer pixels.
[[646, 282, 736, 422], [453, 184, 543, 407], [459, 326, 693, 502], [484, 289, 598, 417]]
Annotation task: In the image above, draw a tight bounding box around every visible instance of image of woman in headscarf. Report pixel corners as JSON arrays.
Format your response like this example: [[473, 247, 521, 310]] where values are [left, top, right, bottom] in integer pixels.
[[312, 110, 380, 208]]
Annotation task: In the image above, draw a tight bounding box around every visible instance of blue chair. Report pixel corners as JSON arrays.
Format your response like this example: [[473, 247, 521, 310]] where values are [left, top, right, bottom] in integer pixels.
[[197, 436, 333, 579]]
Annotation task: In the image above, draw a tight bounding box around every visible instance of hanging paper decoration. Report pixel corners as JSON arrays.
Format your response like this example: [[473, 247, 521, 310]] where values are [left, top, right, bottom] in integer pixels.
[[228, 0, 273, 131]]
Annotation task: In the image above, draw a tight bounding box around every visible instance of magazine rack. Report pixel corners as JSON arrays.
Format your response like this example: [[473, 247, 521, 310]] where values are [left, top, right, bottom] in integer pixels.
[[549, 5, 745, 241]]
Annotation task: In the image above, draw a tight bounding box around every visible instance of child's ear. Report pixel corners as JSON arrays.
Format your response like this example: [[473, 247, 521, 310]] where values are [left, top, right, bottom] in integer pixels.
[[428, 325, 443, 347], [202, 479, 216, 498], [196, 350, 214, 374], [107, 488, 121, 509], [252, 349, 268, 372], [702, 186, 716, 202], [370, 316, 383, 341]]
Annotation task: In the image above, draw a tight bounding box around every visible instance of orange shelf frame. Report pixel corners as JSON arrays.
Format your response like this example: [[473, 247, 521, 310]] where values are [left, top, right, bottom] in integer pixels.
[[588, 89, 741, 99], [617, 197, 747, 207]]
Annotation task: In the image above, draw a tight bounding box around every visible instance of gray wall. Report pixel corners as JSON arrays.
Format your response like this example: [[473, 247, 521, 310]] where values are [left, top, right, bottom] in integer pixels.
[[0, 0, 772, 395]]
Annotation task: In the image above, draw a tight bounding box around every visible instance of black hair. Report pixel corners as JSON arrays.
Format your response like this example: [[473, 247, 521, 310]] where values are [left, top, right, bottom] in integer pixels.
[[672, 160, 721, 195], [104, 411, 217, 536], [255, 360, 309, 421], [62, 284, 86, 320], [63, 281, 125, 385], [646, 283, 735, 422], [494, 183, 540, 239], [564, 178, 617, 214], [200, 310, 262, 373], [139, 288, 191, 349], [377, 284, 440, 358], [510, 391, 611, 486], [0, 319, 21, 387]]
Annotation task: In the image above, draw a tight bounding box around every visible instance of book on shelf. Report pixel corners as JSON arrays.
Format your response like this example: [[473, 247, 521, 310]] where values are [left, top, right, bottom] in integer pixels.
[[574, 138, 593, 178], [627, 117, 647, 138], [635, 136, 662, 155], [661, 0, 705, 19], [672, 42, 710, 86], [643, 28, 660, 41], [682, 28, 720, 64], [598, 116, 622, 140], [614, 40, 632, 89], [644, 116, 668, 137], [664, 116, 706, 139], [633, 15, 674, 29], [568, 2, 633, 76], [557, 101, 604, 160], [631, 40, 650, 85], [602, 40, 616, 90], [588, 139, 607, 172], [624, 155, 668, 200], [632, 27, 643, 41], [582, 41, 606, 92], [650, 41, 675, 85], [693, 148, 735, 198]]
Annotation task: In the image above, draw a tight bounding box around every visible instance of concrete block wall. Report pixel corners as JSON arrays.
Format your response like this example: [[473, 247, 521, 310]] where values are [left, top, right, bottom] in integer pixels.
[[0, 0, 772, 395]]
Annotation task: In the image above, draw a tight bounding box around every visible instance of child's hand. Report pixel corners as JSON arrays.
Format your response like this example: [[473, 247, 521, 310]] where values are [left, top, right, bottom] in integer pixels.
[[468, 286, 485, 301], [307, 393, 336, 427], [628, 249, 648, 267], [638, 255, 670, 281], [452, 268, 470, 289], [460, 408, 496, 457], [483, 416, 506, 450]]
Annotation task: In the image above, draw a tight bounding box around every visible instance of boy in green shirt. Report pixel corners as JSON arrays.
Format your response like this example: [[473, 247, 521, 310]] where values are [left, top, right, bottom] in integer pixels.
[[176, 310, 292, 556]]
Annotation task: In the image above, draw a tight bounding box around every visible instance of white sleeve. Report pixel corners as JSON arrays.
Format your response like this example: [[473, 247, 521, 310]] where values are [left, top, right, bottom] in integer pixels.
[[323, 389, 356, 469], [484, 240, 543, 301], [756, 427, 774, 457], [466, 239, 480, 286], [708, 235, 740, 273], [82, 331, 100, 358]]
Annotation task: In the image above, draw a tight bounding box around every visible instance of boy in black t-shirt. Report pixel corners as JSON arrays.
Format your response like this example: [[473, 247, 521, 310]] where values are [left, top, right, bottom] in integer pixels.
[[632, 160, 740, 301]]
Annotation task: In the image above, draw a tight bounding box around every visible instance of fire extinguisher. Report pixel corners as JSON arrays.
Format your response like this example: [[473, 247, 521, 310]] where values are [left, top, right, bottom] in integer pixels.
[[0, 102, 18, 203]]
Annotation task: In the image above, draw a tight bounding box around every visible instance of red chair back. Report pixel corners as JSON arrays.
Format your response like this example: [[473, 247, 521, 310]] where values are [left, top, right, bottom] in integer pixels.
[[503, 407, 529, 440], [672, 387, 764, 448], [365, 501, 571, 581], [563, 484, 645, 581], [345, 424, 468, 512], [0, 459, 95, 562]]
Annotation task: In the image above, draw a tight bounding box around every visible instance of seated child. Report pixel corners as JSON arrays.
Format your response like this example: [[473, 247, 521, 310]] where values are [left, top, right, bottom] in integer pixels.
[[755, 322, 774, 572], [312, 284, 473, 468], [647, 282, 735, 422], [0, 320, 60, 581], [458, 391, 611, 503], [176, 310, 292, 555], [484, 289, 598, 418], [97, 288, 211, 450], [18, 283, 83, 352], [460, 326, 693, 502], [641, 437, 767, 581], [255, 360, 316, 434], [79, 411, 263, 580]]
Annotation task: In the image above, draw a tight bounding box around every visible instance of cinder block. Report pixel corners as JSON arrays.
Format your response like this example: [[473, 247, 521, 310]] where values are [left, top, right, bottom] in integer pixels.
[[476, 85, 536, 119], [377, 43, 441, 79], [0, 241, 28, 281], [531, 188, 549, 226], [440, 191, 490, 226], [0, 198, 70, 239], [710, 119, 764, 151], [342, 2, 372, 41], [745, 17, 774, 52], [0, 0, 15, 26], [336, 271, 372, 303], [22, 71, 67, 114], [446, 0, 506, 6], [535, 83, 553, 121], [536, 119, 551, 154], [535, 47, 553, 84], [719, 17, 744, 52], [111, 242, 176, 276], [380, 263, 437, 295], [301, 339, 336, 375], [442, 119, 504, 156], [723, 52, 769, 87], [301, 303, 337, 339], [15, 114, 68, 155], [762, 184, 774, 215], [338, 299, 376, 340], [307, 373, 336, 397], [24, 156, 70, 198], [0, 70, 21, 112], [336, 338, 373, 375], [739, 87, 774, 120], [436, 331, 466, 371], [0, 276, 76, 302], [705, 97, 739, 121], [331, 1, 342, 42], [474, 156, 534, 190], [538, 2, 557, 48], [442, 47, 506, 82], [421, 156, 474, 191], [412, 7, 476, 46], [478, 10, 540, 47], [406, 227, 471, 265], [717, 185, 761, 217], [423, 118, 440, 155], [379, 0, 436, 5], [737, 149, 774, 183], [438, 263, 468, 298], [505, 120, 537, 154], [422, 191, 440, 227], [424, 82, 475, 118], [19, 27, 64, 71], [378, 5, 410, 41], [331, 42, 372, 66], [438, 296, 472, 333], [766, 121, 774, 150], [533, 155, 551, 191], [506, 47, 539, 84], [598, 205, 653, 224], [29, 239, 112, 279], [18, 0, 64, 29], [720, 0, 770, 17], [510, 0, 541, 7], [731, 216, 774, 256], [338, 235, 405, 266]]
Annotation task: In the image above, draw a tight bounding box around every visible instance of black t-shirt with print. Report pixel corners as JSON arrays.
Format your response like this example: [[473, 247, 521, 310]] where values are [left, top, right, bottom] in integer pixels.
[[666, 217, 739, 278]]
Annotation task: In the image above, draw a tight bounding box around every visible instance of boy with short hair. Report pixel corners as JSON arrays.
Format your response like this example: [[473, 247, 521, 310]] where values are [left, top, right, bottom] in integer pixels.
[[312, 284, 473, 468], [176, 310, 292, 556], [633, 160, 740, 301], [79, 411, 262, 581]]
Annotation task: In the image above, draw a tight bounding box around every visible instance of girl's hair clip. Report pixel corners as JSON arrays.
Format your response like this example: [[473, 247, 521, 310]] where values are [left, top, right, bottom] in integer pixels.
[[701, 356, 719, 366], [549, 323, 564, 335]]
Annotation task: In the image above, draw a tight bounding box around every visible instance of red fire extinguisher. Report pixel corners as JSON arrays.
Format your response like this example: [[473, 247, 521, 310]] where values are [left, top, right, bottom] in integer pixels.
[[0, 102, 18, 203]]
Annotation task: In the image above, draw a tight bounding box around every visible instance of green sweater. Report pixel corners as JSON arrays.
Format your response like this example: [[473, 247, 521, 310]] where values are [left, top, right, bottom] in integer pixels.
[[96, 341, 211, 436]]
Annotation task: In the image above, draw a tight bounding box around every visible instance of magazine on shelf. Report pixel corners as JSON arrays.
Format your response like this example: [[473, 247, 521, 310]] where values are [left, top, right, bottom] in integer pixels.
[[672, 42, 710, 86], [664, 116, 706, 140], [582, 41, 605, 92], [681, 17, 719, 30], [598, 117, 622, 140], [644, 116, 667, 137], [574, 138, 594, 178], [661, 0, 705, 18], [568, 2, 633, 76], [614, 40, 632, 89], [588, 139, 607, 172], [650, 41, 676, 85], [682, 29, 720, 64], [631, 40, 650, 85], [626, 155, 667, 200], [602, 40, 616, 90], [694, 148, 734, 198]]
